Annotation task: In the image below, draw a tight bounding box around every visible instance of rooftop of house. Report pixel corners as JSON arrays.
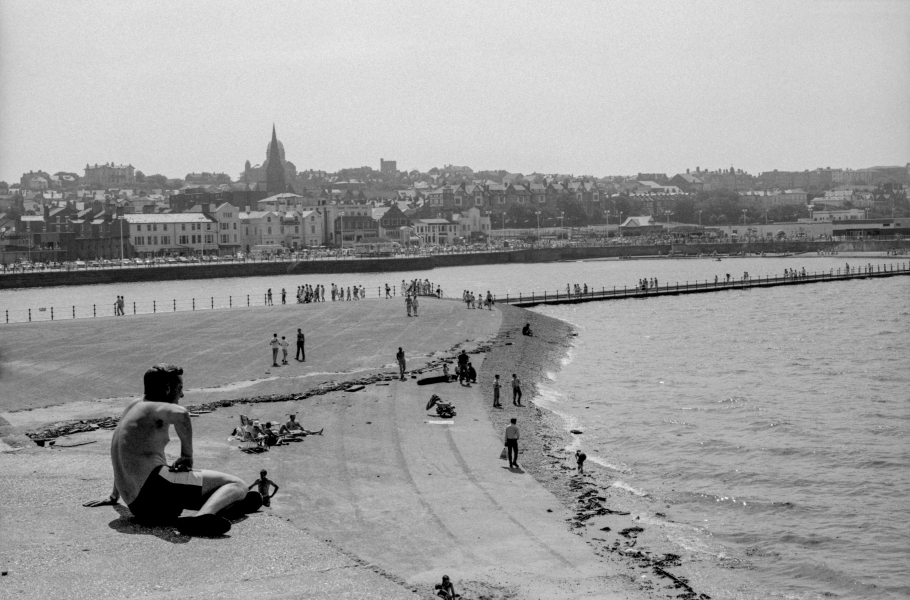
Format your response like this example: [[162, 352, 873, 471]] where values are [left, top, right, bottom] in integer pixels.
[[123, 213, 215, 224]]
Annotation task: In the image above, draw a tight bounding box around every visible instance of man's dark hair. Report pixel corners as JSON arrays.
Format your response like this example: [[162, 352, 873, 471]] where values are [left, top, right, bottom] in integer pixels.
[[143, 364, 183, 402], [510, 418, 517, 424]]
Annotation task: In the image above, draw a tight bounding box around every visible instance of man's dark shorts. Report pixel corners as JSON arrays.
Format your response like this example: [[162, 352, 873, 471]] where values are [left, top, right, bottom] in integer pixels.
[[128, 465, 204, 522]]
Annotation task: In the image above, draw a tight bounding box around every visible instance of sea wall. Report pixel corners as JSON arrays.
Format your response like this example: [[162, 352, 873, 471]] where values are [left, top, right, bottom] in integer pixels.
[[2, 240, 908, 289]]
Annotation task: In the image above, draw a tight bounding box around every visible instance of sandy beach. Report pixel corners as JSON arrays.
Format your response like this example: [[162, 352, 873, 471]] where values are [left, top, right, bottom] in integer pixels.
[[0, 297, 681, 599]]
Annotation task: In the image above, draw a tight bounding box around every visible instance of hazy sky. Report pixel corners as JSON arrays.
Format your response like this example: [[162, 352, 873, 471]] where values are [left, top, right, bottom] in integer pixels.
[[1, 0, 908, 183]]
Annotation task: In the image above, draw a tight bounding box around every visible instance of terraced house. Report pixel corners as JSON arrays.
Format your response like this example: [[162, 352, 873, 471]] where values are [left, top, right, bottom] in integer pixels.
[[124, 213, 217, 257]]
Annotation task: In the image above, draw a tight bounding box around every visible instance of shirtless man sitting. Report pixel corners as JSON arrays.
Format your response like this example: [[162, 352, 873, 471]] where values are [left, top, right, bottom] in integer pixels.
[[278, 414, 323, 437], [84, 364, 256, 537]]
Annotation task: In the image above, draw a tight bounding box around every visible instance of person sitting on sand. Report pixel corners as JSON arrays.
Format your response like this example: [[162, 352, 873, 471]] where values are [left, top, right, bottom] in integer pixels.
[[435, 574, 457, 599], [466, 362, 477, 384], [83, 364, 257, 537], [279, 414, 323, 436], [249, 469, 279, 507], [522, 322, 533, 336]]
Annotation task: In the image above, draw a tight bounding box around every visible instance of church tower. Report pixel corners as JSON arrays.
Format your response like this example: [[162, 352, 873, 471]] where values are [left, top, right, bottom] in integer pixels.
[[266, 124, 286, 194]]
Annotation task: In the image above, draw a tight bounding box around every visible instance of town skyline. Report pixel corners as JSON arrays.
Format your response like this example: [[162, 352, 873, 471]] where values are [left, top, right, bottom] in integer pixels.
[[2, 1, 909, 183]]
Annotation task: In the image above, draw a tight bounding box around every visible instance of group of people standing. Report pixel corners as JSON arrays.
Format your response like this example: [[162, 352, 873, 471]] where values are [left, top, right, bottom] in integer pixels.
[[265, 284, 378, 305], [269, 329, 306, 367], [638, 278, 658, 291], [296, 285, 325, 303], [463, 290, 493, 309], [568, 283, 590, 296]]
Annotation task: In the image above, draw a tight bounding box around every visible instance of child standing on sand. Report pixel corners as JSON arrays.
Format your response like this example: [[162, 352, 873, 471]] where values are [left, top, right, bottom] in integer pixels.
[[575, 450, 587, 474], [249, 470, 279, 507]]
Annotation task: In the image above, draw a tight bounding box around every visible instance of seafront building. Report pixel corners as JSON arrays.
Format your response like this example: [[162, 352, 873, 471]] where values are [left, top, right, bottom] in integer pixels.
[[2, 125, 906, 263], [123, 213, 218, 257]]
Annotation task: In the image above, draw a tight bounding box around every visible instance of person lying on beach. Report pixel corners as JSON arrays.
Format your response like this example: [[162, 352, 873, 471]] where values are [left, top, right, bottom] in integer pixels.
[[522, 323, 533, 336], [83, 364, 257, 537], [249, 470, 279, 507], [279, 414, 323, 436]]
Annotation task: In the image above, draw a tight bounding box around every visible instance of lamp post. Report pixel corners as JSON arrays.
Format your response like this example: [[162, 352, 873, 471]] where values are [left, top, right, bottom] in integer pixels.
[[119, 216, 124, 262], [742, 209, 747, 227], [619, 211, 623, 237], [535, 211, 541, 245], [697, 210, 702, 227], [560, 211, 565, 238]]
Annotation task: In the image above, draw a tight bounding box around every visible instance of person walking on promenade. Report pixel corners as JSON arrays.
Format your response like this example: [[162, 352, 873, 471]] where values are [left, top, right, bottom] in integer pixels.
[[281, 288, 286, 304], [83, 364, 253, 537], [385, 283, 391, 298], [114, 296, 121, 316], [512, 373, 523, 406], [396, 347, 407, 381], [504, 418, 520, 469], [266, 288, 273, 305], [270, 334, 280, 367], [412, 294, 419, 317], [295, 328, 306, 362], [279, 336, 289, 365], [406, 294, 413, 317], [493, 374, 502, 408]]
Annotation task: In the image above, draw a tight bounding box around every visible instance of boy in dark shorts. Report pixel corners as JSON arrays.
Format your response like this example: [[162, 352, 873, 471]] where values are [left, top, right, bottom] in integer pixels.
[[249, 470, 279, 507], [576, 449, 587, 474]]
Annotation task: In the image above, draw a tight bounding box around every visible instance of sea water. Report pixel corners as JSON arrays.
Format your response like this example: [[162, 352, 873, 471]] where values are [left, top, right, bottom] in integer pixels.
[[533, 275, 910, 599], [2, 256, 908, 598]]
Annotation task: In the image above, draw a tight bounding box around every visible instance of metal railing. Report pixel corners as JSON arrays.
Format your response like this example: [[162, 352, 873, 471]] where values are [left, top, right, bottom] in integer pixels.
[[493, 262, 910, 306]]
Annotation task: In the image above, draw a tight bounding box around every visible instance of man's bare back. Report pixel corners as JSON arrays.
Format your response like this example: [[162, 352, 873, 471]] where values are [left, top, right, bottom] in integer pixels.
[[111, 398, 192, 505], [85, 364, 251, 537]]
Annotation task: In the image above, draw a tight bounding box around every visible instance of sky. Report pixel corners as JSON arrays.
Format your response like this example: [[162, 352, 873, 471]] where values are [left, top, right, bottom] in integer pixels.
[[1, 0, 908, 183]]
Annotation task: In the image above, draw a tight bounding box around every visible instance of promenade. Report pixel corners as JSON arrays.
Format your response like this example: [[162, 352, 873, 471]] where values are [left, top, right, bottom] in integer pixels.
[[0, 299, 645, 599]]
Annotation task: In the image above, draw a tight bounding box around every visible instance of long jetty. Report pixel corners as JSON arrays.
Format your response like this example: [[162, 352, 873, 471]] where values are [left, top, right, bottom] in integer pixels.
[[495, 262, 910, 307]]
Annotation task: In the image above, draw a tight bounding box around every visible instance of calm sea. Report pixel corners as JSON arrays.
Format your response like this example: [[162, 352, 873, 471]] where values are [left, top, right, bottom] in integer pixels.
[[2, 255, 908, 598]]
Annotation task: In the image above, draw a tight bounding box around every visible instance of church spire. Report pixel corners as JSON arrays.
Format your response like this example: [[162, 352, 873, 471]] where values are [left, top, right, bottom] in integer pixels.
[[266, 124, 286, 194]]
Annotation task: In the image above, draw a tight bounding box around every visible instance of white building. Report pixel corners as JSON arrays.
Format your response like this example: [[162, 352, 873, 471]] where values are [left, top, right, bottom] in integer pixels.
[[809, 208, 866, 221], [453, 207, 491, 240], [123, 213, 218, 256], [412, 218, 456, 245], [239, 210, 284, 251]]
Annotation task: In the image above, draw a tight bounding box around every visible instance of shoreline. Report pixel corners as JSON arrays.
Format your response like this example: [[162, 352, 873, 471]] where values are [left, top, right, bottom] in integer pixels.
[[487, 304, 719, 599]]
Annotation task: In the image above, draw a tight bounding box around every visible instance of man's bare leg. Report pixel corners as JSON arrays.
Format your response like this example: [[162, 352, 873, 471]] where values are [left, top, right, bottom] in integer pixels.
[[196, 470, 247, 516]]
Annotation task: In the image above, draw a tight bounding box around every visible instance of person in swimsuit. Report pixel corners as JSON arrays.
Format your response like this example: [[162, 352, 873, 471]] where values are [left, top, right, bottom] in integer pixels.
[[83, 364, 254, 536]]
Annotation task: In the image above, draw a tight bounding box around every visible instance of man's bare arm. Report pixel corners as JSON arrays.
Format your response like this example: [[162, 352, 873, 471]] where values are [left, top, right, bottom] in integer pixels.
[[153, 403, 194, 470]]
